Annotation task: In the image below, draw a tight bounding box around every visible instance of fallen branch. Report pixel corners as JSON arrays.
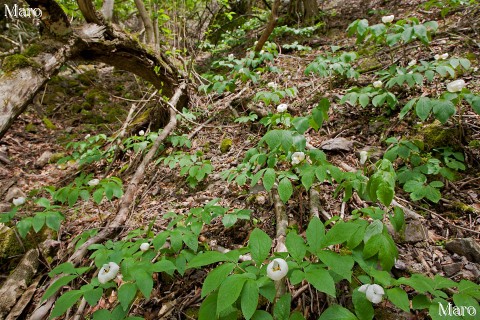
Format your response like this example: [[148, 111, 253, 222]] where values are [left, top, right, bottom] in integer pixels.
[[0, 249, 39, 319]]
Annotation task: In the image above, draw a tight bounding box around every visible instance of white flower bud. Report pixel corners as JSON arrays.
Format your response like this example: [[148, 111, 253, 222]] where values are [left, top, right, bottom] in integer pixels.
[[373, 80, 383, 88], [140, 242, 150, 252], [98, 262, 120, 284], [277, 103, 288, 113], [88, 179, 100, 186], [139, 130, 145, 136], [13, 197, 26, 206], [291, 151, 305, 165], [366, 284, 385, 303], [267, 258, 288, 281], [381, 15, 394, 23], [434, 54, 441, 60], [408, 59, 417, 67], [359, 151, 368, 165], [358, 284, 385, 303], [267, 82, 277, 89], [84, 134, 91, 140], [441, 53, 449, 60], [446, 79, 466, 93]]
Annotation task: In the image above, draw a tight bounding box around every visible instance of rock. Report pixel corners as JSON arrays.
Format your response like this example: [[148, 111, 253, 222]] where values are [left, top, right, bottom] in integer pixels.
[[445, 238, 480, 263], [35, 151, 53, 168], [404, 221, 428, 243], [320, 137, 354, 151], [5, 187, 26, 202], [442, 262, 463, 277]]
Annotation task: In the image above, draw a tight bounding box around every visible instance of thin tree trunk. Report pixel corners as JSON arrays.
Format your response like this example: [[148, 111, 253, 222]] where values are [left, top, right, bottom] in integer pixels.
[[254, 0, 281, 52], [134, 0, 155, 45], [101, 0, 115, 21]]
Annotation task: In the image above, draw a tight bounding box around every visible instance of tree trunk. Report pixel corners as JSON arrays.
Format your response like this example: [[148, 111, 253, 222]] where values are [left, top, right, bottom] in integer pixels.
[[0, 0, 185, 140], [134, 0, 155, 45], [254, 0, 281, 52]]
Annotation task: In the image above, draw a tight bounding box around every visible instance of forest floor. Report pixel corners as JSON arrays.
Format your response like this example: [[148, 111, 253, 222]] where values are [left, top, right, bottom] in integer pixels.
[[0, 0, 480, 319]]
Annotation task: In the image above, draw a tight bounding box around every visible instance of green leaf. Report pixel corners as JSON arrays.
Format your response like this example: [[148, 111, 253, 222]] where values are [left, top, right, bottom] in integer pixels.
[[305, 266, 336, 297], [413, 25, 429, 44], [387, 288, 410, 312], [363, 232, 398, 270], [32, 213, 45, 233], [359, 94, 370, 108], [306, 217, 325, 252], [289, 311, 306, 320], [83, 287, 103, 307], [252, 310, 273, 320], [352, 290, 374, 320], [46, 212, 63, 231], [274, 293, 291, 320], [133, 270, 153, 299], [199, 292, 218, 320], [278, 178, 293, 203], [324, 221, 361, 246], [263, 168, 276, 191], [217, 274, 248, 315], [68, 188, 80, 207], [376, 181, 394, 207], [292, 117, 310, 134], [118, 283, 137, 310], [452, 293, 480, 320], [92, 188, 104, 204], [17, 218, 32, 238], [415, 97, 432, 121], [222, 214, 238, 228], [248, 228, 272, 265], [188, 251, 228, 269], [241, 280, 259, 320], [50, 290, 84, 318], [389, 207, 405, 233], [464, 94, 480, 115], [202, 263, 236, 298], [318, 305, 358, 320], [285, 231, 307, 262], [317, 251, 354, 281], [41, 275, 79, 302]]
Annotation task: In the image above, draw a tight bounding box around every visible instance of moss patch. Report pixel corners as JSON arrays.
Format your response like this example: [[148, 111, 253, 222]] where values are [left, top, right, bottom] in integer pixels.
[[2, 54, 37, 72], [42, 117, 57, 130], [414, 121, 459, 150], [24, 44, 43, 57], [220, 138, 233, 153]]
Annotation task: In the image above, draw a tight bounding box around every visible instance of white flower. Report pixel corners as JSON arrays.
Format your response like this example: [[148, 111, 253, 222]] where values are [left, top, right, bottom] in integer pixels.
[[267, 82, 277, 89], [277, 103, 288, 113], [473, 67, 478, 72], [88, 179, 100, 186], [98, 262, 120, 284], [358, 284, 385, 304], [291, 152, 305, 165], [139, 130, 145, 136], [381, 15, 394, 23], [408, 59, 417, 67], [12, 197, 26, 206], [447, 79, 466, 93], [84, 134, 91, 140], [435, 53, 448, 60], [140, 242, 150, 252], [267, 258, 288, 281], [359, 151, 368, 165], [228, 54, 234, 59], [373, 80, 383, 88]]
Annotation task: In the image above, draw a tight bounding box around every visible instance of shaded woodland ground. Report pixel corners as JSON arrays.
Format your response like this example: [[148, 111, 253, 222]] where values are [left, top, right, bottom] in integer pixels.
[[0, 0, 479, 319]]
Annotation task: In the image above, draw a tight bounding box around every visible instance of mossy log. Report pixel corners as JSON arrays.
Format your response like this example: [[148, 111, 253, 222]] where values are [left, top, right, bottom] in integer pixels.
[[0, 249, 39, 320], [0, 0, 185, 139]]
